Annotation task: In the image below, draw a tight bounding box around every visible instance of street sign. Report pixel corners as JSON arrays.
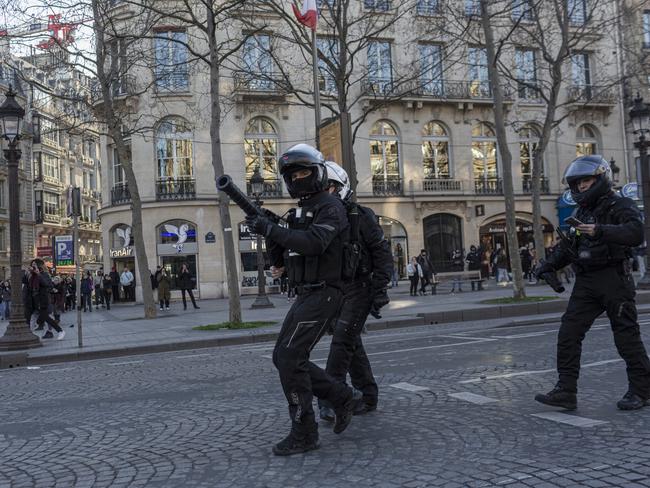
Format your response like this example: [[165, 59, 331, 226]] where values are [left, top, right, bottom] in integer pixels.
[[622, 182, 639, 200], [54, 235, 74, 266], [205, 232, 216, 243]]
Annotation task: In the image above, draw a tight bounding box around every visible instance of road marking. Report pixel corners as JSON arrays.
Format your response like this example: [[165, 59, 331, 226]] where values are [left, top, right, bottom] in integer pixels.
[[390, 382, 429, 392], [175, 353, 213, 359], [261, 354, 272, 359], [449, 392, 499, 405], [363, 339, 493, 357], [107, 360, 144, 366], [459, 358, 622, 384], [26, 366, 41, 370], [531, 411, 608, 427], [438, 334, 499, 341], [490, 332, 550, 339], [39, 367, 75, 373]]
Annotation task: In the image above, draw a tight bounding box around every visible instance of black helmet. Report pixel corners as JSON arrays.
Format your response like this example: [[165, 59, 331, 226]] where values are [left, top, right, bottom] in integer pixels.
[[563, 155, 613, 207], [278, 144, 328, 198]]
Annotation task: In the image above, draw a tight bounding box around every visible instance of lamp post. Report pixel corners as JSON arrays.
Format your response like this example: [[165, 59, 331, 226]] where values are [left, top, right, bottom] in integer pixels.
[[250, 168, 274, 309], [0, 86, 41, 350], [629, 93, 650, 290], [609, 157, 620, 186]]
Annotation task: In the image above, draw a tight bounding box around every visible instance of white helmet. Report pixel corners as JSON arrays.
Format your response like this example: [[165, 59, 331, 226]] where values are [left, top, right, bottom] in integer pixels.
[[324, 160, 352, 201]]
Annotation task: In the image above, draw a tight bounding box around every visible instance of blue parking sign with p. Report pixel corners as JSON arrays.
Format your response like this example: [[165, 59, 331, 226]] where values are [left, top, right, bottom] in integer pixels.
[[55, 235, 74, 266]]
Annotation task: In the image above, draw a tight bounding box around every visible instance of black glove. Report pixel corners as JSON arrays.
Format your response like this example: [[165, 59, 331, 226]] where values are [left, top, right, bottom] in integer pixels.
[[245, 214, 272, 237], [369, 289, 390, 319]]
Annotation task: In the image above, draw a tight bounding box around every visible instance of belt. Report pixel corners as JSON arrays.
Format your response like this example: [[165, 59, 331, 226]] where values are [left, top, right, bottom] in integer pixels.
[[295, 281, 327, 295]]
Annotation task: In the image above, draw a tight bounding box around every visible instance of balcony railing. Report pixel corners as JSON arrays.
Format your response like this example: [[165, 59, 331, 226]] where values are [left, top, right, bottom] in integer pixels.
[[517, 82, 542, 102], [474, 178, 503, 195], [423, 178, 462, 192], [364, 78, 514, 101], [155, 71, 190, 93], [416, 1, 442, 15], [364, 0, 391, 11], [156, 177, 196, 201], [567, 85, 617, 105], [233, 71, 287, 95], [111, 183, 131, 206], [246, 178, 283, 199], [372, 177, 402, 196], [522, 177, 550, 194]]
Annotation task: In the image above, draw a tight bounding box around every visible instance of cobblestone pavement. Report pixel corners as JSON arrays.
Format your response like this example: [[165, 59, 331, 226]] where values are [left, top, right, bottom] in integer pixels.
[[1, 315, 650, 487]]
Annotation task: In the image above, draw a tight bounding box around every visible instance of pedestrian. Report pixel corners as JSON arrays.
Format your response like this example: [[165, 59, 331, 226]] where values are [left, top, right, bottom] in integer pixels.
[[390, 251, 399, 288], [244, 144, 361, 456], [110, 266, 120, 302], [23, 259, 65, 340], [102, 271, 113, 310], [50, 275, 66, 324], [80, 271, 93, 312], [520, 246, 533, 282], [407, 256, 422, 296], [395, 243, 404, 280], [156, 265, 171, 311], [450, 249, 464, 293], [318, 161, 392, 422], [93, 269, 105, 308], [280, 271, 288, 295], [465, 245, 483, 291], [535, 155, 650, 411], [417, 249, 434, 295], [1, 280, 10, 319], [120, 266, 134, 301], [178, 263, 199, 310], [495, 247, 508, 285]]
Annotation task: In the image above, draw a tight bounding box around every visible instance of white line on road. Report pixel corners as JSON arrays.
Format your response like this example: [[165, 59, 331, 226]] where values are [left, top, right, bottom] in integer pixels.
[[362, 339, 493, 357], [449, 392, 499, 405], [490, 332, 551, 339], [459, 359, 623, 384], [390, 382, 430, 392], [107, 360, 144, 366], [531, 411, 608, 427], [437, 335, 500, 342], [39, 368, 75, 373], [175, 353, 213, 359]]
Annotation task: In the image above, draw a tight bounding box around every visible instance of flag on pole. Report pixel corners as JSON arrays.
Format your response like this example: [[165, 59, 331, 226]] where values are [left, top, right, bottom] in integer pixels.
[[292, 0, 318, 31]]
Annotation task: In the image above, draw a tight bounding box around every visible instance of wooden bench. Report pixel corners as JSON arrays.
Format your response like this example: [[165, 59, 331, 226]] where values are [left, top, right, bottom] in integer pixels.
[[431, 270, 483, 294]]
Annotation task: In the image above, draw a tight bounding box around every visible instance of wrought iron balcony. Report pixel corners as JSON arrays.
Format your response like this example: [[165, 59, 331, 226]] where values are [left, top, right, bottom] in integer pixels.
[[373, 79, 514, 101], [416, 1, 442, 15], [155, 71, 190, 93], [362, 78, 395, 96], [111, 183, 131, 206], [372, 177, 402, 196], [517, 82, 542, 102], [567, 85, 617, 105], [474, 178, 503, 195], [422, 178, 462, 192], [246, 178, 283, 199], [233, 71, 287, 95], [156, 177, 196, 201], [522, 176, 550, 194]]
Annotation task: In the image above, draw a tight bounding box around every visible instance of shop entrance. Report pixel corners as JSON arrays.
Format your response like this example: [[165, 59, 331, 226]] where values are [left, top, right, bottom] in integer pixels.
[[112, 257, 136, 301], [479, 218, 554, 269]]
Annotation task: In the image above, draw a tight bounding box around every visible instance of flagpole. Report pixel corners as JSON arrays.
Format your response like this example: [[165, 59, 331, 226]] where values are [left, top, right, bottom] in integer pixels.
[[311, 28, 321, 149]]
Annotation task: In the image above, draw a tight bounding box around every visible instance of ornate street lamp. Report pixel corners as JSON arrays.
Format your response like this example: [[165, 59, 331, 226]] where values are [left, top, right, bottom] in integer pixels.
[[250, 168, 274, 309], [0, 86, 41, 350], [629, 93, 650, 289]]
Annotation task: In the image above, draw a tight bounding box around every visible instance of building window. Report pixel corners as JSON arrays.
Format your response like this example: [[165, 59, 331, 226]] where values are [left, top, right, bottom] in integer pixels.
[[317, 37, 338, 94], [419, 44, 443, 95], [465, 0, 480, 16], [468, 47, 490, 97], [417, 0, 439, 15], [571, 52, 591, 87], [0, 180, 4, 209], [244, 117, 278, 181], [43, 153, 60, 181], [370, 120, 400, 181], [644, 11, 650, 48], [160, 255, 198, 290], [567, 0, 586, 26], [43, 191, 60, 216], [157, 220, 198, 290], [154, 30, 189, 92], [512, 0, 534, 21], [112, 146, 129, 186], [422, 121, 450, 179], [472, 122, 498, 182], [367, 40, 392, 92], [423, 213, 463, 272], [155, 117, 193, 180], [364, 0, 390, 11], [41, 118, 58, 145], [519, 126, 542, 179], [0, 227, 5, 252], [576, 124, 598, 157], [515, 48, 537, 99], [243, 34, 273, 88]]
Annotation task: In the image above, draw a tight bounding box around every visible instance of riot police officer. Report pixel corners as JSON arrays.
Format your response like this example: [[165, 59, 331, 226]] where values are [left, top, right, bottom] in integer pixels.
[[245, 144, 361, 456], [318, 161, 392, 422], [535, 155, 650, 410]]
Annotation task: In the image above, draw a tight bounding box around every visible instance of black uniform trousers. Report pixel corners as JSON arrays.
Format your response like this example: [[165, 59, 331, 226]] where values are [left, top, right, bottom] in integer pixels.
[[325, 280, 378, 406], [272, 285, 350, 435], [557, 266, 650, 397]]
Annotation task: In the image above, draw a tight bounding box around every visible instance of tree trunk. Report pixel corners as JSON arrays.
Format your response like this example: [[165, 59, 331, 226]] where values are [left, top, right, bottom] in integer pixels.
[[480, 0, 526, 299], [92, 0, 156, 318], [207, 6, 242, 323]]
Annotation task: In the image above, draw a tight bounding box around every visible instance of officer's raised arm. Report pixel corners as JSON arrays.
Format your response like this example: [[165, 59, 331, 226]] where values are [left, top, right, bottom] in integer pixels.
[[595, 200, 644, 246]]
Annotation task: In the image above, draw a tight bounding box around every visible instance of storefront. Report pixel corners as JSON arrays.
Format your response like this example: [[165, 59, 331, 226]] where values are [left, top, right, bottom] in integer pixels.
[[479, 217, 554, 266], [156, 220, 199, 291], [378, 216, 408, 278], [238, 221, 270, 288], [109, 224, 136, 301]]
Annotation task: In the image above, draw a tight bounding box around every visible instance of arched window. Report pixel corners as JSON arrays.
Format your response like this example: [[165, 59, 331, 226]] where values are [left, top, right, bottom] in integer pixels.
[[422, 121, 450, 179], [370, 120, 401, 195], [157, 219, 197, 245], [576, 124, 598, 157], [156, 220, 199, 290], [244, 117, 281, 197], [472, 122, 499, 193], [155, 117, 193, 180], [423, 213, 463, 272]]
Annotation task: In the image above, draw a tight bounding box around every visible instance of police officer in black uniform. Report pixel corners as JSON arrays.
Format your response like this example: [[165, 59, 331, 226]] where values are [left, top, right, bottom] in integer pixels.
[[535, 155, 650, 410], [245, 144, 361, 456], [318, 161, 392, 422]]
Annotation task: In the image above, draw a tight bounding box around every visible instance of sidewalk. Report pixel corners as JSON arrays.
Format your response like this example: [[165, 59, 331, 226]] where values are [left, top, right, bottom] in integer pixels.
[[1, 278, 647, 366]]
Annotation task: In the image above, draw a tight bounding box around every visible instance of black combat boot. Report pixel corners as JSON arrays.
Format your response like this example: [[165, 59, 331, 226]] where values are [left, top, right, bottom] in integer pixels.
[[617, 389, 650, 410], [534, 384, 577, 410], [333, 388, 362, 434], [319, 405, 335, 422], [272, 430, 320, 456]]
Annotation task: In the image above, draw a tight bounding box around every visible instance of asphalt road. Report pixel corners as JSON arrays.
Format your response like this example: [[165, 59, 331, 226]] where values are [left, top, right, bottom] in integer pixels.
[[1, 316, 650, 488]]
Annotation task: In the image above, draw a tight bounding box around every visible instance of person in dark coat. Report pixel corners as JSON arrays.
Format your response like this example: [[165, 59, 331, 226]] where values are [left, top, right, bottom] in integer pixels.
[[23, 259, 64, 340], [178, 263, 199, 310], [465, 245, 483, 291], [109, 266, 120, 302], [80, 271, 94, 312]]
